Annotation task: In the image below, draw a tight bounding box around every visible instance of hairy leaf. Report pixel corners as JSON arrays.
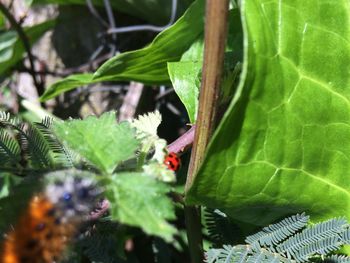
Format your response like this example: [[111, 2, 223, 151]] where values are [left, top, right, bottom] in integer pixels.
[[53, 112, 139, 173], [103, 172, 176, 242], [186, 0, 350, 225]]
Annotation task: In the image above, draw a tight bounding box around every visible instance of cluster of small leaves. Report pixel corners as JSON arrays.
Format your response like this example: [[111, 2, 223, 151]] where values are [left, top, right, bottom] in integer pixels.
[[205, 213, 350, 263], [0, 111, 177, 244]]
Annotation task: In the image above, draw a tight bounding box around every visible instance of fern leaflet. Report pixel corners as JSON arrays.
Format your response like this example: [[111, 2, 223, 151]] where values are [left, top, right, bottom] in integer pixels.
[[34, 117, 74, 168], [277, 217, 347, 259], [0, 129, 20, 167], [246, 213, 309, 247]]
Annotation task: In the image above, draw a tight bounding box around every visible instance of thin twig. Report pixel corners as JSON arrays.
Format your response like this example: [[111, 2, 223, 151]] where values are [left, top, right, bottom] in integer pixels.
[[118, 82, 144, 121], [107, 0, 178, 34], [184, 1, 230, 262], [85, 0, 109, 28], [0, 2, 44, 96], [103, 0, 116, 43], [167, 125, 195, 154], [89, 199, 110, 220]]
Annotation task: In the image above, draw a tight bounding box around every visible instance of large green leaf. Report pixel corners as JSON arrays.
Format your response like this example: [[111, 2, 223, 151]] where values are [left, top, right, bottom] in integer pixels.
[[187, 0, 350, 226], [31, 0, 193, 25], [168, 60, 202, 124], [53, 112, 139, 173], [103, 172, 176, 242], [39, 73, 95, 101], [91, 0, 203, 81], [40, 0, 205, 101], [0, 20, 55, 75]]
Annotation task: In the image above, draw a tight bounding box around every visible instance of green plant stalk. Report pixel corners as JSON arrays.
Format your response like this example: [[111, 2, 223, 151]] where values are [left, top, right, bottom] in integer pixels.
[[136, 151, 147, 171], [184, 0, 230, 262]]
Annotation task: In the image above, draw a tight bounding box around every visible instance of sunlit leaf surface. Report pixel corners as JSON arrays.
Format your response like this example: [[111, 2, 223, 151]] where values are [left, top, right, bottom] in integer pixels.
[[104, 173, 176, 242], [187, 0, 350, 226], [53, 112, 139, 173]]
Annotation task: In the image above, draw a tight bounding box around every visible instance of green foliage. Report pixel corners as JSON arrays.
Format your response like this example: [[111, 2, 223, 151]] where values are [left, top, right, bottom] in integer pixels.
[[206, 214, 350, 263], [0, 111, 72, 170], [0, 20, 55, 75], [40, 0, 205, 101], [168, 57, 202, 124], [53, 112, 139, 174], [0, 110, 177, 246], [186, 0, 350, 226], [245, 213, 309, 247], [168, 8, 243, 123], [204, 208, 241, 246], [0, 127, 21, 167], [78, 221, 128, 263], [103, 172, 176, 242], [38, 73, 95, 102], [325, 255, 350, 263]]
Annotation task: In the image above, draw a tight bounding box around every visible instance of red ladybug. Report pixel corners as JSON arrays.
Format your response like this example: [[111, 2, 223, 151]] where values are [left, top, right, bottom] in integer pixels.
[[164, 152, 181, 171]]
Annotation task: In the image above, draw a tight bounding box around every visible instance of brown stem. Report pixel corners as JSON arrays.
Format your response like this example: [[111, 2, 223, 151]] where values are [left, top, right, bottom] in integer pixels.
[[167, 125, 196, 154], [184, 1, 230, 262], [0, 2, 44, 96]]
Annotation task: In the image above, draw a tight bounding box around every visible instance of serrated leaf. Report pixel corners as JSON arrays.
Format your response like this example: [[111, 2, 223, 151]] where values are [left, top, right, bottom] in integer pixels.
[[103, 172, 176, 242], [40, 0, 205, 101], [186, 0, 350, 226], [53, 112, 139, 173]]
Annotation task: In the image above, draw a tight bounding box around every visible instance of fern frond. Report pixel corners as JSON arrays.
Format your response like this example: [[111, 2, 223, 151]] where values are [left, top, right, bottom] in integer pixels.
[[0, 111, 11, 123], [79, 221, 124, 263], [205, 245, 251, 263], [246, 250, 267, 263], [341, 228, 350, 244], [0, 111, 19, 126], [294, 236, 341, 262], [324, 255, 350, 263], [19, 123, 53, 169], [0, 129, 20, 167], [205, 208, 240, 245], [206, 248, 223, 263], [34, 117, 74, 168], [277, 218, 347, 261], [246, 213, 309, 247], [206, 245, 293, 263], [0, 112, 52, 168]]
